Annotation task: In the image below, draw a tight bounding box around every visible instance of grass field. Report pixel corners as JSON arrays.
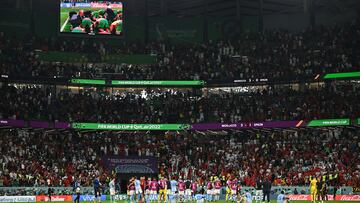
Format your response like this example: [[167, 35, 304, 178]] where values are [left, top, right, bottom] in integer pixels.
[[60, 8, 100, 32]]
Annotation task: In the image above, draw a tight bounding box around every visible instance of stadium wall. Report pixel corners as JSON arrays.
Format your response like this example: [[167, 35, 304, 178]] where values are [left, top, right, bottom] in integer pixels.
[[0, 9, 31, 37]]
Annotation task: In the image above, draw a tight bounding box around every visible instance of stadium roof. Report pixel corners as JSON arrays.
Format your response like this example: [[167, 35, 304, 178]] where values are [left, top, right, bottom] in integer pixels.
[[147, 0, 360, 17]]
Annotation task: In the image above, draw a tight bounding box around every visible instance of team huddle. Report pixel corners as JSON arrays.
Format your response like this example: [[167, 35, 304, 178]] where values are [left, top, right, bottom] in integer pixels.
[[67, 3, 123, 35]]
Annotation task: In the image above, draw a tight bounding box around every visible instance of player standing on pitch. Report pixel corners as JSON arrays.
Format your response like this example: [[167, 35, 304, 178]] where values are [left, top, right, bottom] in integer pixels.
[[277, 191, 290, 203], [262, 177, 272, 203], [245, 189, 252, 203], [134, 177, 143, 202], [150, 177, 158, 201], [191, 179, 198, 201], [309, 176, 318, 203], [185, 179, 192, 201], [255, 178, 262, 203], [170, 177, 178, 201], [158, 176, 167, 202], [128, 178, 135, 203], [145, 177, 151, 203], [178, 178, 186, 202], [109, 177, 116, 203], [93, 176, 102, 203], [321, 179, 328, 203], [214, 177, 222, 201]]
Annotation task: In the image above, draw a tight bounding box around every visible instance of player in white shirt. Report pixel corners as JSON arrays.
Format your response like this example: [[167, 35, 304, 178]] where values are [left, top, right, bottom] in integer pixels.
[[245, 190, 252, 203], [170, 177, 178, 201], [109, 178, 116, 203], [134, 177, 143, 202]]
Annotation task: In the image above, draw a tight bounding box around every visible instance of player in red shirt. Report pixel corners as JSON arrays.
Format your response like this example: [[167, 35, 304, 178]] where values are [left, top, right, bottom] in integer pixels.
[[140, 177, 146, 202], [150, 178, 158, 201], [191, 179, 198, 200], [178, 178, 186, 202], [145, 177, 151, 202], [231, 178, 238, 201], [214, 177, 222, 200], [127, 178, 135, 203]]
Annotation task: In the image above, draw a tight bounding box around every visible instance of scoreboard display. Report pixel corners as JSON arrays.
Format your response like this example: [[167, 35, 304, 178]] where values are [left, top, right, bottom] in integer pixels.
[[59, 0, 124, 36]]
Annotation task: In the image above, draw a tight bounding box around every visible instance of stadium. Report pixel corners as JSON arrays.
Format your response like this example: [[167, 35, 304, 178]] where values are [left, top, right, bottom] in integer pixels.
[[0, 0, 359, 203]]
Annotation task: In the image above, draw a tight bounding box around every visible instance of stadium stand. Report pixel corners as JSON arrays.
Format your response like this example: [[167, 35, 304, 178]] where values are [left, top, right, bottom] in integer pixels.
[[1, 19, 360, 80], [0, 1, 360, 199], [0, 83, 358, 123], [0, 128, 359, 188]]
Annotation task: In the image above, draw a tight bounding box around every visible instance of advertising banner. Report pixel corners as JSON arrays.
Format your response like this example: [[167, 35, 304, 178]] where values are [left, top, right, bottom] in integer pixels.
[[71, 195, 106, 201], [287, 195, 360, 201], [191, 121, 302, 130], [0, 196, 36, 202], [54, 122, 71, 129], [112, 195, 128, 201], [307, 119, 350, 127], [103, 156, 158, 174], [72, 123, 190, 131], [111, 80, 205, 86], [36, 195, 72, 202], [106, 194, 360, 201], [29, 121, 49, 128], [358, 118, 360, 125], [0, 119, 25, 127], [70, 79, 106, 85]]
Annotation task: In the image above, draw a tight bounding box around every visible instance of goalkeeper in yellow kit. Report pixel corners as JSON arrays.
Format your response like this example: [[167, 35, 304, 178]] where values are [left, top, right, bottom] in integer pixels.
[[309, 176, 318, 203]]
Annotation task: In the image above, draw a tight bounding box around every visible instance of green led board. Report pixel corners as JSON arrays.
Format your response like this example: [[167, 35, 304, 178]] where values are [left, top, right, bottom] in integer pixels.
[[71, 79, 106, 85], [324, 72, 360, 79], [308, 119, 350, 127]]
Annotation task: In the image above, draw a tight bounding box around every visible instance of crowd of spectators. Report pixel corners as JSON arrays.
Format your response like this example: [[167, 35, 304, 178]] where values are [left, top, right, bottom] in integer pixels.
[[0, 83, 358, 123], [1, 19, 360, 81], [0, 127, 359, 188]]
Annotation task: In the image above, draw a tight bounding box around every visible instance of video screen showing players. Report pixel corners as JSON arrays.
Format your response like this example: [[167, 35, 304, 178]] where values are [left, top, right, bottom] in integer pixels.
[[60, 0, 123, 36]]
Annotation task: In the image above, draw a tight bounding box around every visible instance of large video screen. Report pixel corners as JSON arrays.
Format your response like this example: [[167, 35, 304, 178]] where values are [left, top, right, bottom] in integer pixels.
[[60, 0, 123, 36]]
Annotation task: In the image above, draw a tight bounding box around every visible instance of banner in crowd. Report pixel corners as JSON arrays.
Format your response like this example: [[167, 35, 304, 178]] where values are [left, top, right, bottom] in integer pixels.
[[307, 119, 350, 127], [287, 194, 360, 201], [357, 118, 360, 125], [191, 121, 303, 130], [111, 80, 205, 86], [103, 156, 158, 174], [72, 123, 190, 131], [324, 71, 360, 79], [0, 196, 36, 202], [36, 195, 72, 202], [0, 119, 25, 127]]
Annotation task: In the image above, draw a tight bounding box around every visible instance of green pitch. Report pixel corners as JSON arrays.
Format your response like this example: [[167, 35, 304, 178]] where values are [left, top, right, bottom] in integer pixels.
[[22, 201, 359, 203], [60, 7, 100, 32]]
